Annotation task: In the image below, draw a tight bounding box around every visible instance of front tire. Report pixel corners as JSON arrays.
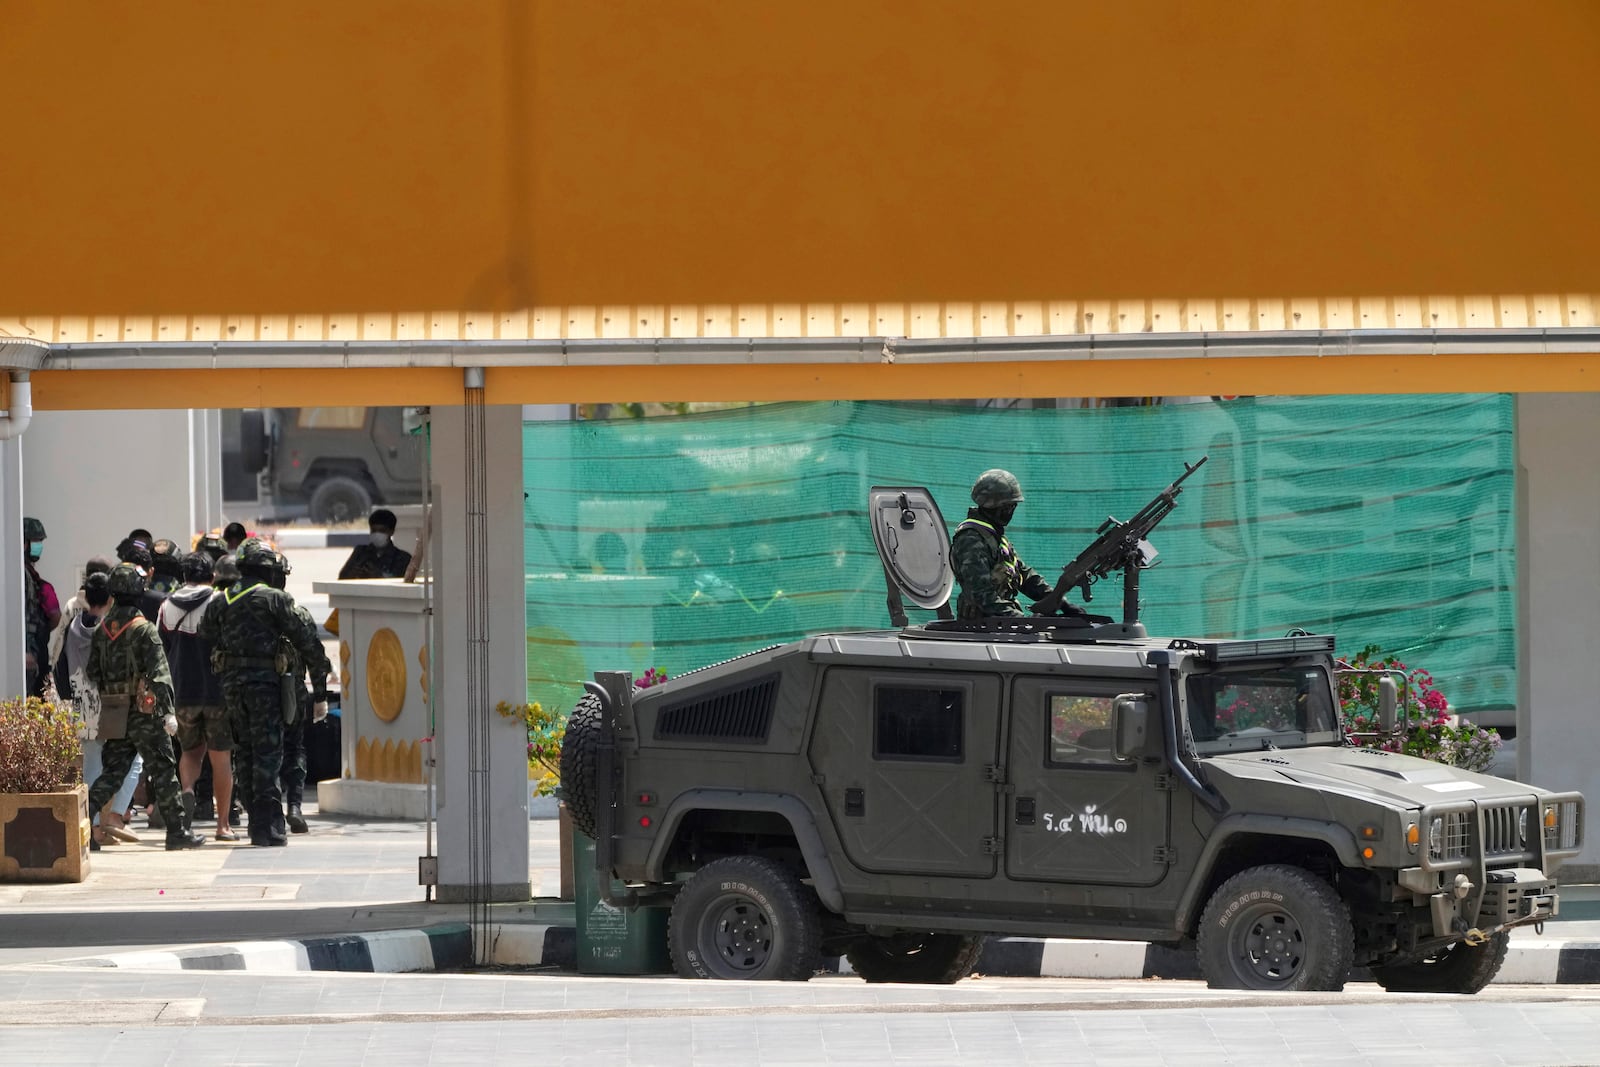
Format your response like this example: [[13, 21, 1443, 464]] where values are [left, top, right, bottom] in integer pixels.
[[669, 856, 820, 981], [1370, 930, 1509, 994], [1197, 864, 1353, 991], [308, 475, 373, 525], [846, 933, 984, 984]]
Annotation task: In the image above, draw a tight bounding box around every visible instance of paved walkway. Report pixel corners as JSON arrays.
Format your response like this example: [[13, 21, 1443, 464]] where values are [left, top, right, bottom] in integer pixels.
[[0, 794, 565, 967]]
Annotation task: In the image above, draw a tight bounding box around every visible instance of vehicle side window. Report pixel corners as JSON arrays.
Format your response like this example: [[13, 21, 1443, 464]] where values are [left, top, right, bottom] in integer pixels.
[[874, 686, 963, 762], [1049, 694, 1122, 767], [297, 407, 367, 429]]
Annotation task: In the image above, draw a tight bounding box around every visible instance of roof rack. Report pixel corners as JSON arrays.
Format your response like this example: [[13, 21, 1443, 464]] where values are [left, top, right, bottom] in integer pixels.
[[1178, 634, 1336, 661]]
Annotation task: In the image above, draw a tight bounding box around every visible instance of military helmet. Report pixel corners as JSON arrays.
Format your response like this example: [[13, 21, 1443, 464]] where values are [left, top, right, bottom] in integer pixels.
[[107, 562, 148, 598], [22, 516, 45, 542], [971, 469, 1024, 508], [214, 554, 242, 585], [195, 535, 228, 560], [236, 537, 278, 569]]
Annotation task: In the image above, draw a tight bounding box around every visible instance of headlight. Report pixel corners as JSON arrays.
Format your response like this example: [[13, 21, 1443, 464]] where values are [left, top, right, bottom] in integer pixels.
[[1519, 807, 1531, 845], [1405, 821, 1420, 853], [1428, 816, 1444, 856]]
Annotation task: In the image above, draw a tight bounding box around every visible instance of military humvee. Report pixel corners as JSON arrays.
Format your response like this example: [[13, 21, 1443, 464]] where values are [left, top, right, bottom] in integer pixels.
[[562, 469, 1583, 992]]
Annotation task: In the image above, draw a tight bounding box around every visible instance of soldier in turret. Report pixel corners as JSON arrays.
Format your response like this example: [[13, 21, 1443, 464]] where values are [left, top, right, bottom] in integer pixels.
[[950, 469, 1053, 620], [84, 563, 207, 851]]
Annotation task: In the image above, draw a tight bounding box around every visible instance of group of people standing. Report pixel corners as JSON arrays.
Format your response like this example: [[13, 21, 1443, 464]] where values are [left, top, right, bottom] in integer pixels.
[[28, 519, 332, 850]]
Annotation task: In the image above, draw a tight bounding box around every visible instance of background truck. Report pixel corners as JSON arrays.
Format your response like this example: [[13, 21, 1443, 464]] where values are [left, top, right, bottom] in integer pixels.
[[222, 406, 424, 523]]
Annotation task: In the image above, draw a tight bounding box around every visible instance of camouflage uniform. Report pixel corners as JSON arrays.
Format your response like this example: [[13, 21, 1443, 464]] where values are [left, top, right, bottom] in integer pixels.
[[269, 552, 333, 832], [199, 540, 328, 845], [85, 565, 205, 849], [951, 469, 1052, 619]]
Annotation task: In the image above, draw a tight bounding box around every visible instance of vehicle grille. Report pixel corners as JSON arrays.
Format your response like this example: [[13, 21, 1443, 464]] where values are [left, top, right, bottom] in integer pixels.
[[1481, 802, 1531, 860], [654, 674, 779, 744], [1429, 801, 1535, 865]]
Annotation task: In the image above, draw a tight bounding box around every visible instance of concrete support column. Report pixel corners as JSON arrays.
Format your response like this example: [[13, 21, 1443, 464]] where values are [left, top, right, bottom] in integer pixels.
[[0, 437, 24, 698], [1516, 393, 1600, 879], [430, 402, 531, 902], [188, 408, 224, 537]]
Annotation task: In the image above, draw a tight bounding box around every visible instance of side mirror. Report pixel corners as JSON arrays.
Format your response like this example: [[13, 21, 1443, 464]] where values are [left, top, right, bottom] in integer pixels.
[[1377, 676, 1398, 733], [1112, 694, 1155, 761]]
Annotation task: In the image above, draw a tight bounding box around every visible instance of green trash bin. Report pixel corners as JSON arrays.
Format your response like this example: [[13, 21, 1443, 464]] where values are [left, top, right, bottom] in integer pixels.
[[573, 831, 673, 975]]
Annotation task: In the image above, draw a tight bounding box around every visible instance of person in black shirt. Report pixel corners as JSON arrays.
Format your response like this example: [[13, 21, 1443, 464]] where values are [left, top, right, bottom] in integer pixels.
[[338, 508, 413, 579]]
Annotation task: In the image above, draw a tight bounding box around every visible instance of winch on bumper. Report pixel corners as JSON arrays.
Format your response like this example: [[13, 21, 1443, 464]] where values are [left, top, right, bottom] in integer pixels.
[[1396, 792, 1582, 939]]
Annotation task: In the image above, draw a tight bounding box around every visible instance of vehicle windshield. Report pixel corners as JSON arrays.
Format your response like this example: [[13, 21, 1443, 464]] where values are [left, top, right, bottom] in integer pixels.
[[1185, 665, 1340, 754]]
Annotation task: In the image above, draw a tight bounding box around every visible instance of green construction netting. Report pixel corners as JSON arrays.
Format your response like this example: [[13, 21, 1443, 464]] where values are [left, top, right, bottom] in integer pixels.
[[523, 395, 1515, 713]]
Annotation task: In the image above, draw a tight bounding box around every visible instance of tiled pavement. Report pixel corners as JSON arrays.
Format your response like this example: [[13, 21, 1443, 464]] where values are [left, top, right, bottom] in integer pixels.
[[2, 969, 1600, 1065]]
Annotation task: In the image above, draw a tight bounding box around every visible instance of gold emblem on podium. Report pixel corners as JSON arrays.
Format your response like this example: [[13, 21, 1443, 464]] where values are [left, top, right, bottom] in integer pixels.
[[366, 627, 407, 724]]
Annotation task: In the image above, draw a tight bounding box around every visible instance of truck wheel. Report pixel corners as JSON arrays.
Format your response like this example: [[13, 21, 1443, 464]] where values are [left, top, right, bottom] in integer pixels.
[[846, 933, 984, 984], [309, 476, 373, 524], [1369, 930, 1509, 994], [669, 856, 820, 981], [1197, 864, 1353, 991], [558, 693, 602, 839]]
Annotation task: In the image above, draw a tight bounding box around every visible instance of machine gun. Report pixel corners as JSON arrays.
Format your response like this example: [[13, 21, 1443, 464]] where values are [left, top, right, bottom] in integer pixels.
[[1030, 455, 1207, 625]]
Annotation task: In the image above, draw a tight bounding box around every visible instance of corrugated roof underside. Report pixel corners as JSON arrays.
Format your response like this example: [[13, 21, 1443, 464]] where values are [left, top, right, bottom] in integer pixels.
[[3, 295, 1597, 344]]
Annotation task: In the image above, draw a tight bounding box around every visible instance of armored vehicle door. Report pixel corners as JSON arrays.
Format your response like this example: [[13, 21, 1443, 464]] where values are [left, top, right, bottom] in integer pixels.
[[1004, 676, 1172, 887], [809, 668, 1001, 878]]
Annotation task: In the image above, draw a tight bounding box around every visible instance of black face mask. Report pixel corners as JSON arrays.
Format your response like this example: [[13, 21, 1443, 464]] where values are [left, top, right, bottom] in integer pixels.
[[981, 502, 1017, 528]]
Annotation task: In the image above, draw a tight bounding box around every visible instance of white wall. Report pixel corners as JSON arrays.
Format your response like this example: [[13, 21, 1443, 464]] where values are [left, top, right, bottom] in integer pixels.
[[19, 409, 224, 600], [1516, 393, 1600, 879]]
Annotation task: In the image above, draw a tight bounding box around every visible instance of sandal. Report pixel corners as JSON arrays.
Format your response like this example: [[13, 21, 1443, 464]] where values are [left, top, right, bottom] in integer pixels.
[[104, 823, 141, 844], [214, 828, 239, 842], [92, 827, 120, 846]]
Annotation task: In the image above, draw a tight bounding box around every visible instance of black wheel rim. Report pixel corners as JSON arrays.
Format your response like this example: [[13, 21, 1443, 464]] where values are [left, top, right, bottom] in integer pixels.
[[703, 894, 774, 975], [1228, 904, 1306, 986]]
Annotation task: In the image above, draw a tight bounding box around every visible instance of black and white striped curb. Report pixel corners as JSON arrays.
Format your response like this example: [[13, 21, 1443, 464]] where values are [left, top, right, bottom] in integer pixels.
[[268, 529, 370, 550], [57, 927, 1600, 984], [63, 924, 574, 973], [957, 936, 1600, 985]]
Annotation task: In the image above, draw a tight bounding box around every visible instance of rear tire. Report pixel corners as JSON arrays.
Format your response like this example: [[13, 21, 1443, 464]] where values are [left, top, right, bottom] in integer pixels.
[[846, 933, 984, 984], [1370, 930, 1510, 994], [558, 693, 602, 839], [669, 856, 820, 981], [1197, 864, 1353, 991], [308, 475, 373, 525]]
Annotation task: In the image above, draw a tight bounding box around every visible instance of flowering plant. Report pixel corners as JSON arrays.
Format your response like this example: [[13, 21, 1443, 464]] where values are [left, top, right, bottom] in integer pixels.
[[496, 699, 566, 797], [497, 669, 668, 797], [1338, 644, 1500, 772], [0, 697, 82, 794]]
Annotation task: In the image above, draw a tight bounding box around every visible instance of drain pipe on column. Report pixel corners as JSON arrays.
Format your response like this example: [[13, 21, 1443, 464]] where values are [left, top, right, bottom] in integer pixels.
[[0, 372, 32, 440]]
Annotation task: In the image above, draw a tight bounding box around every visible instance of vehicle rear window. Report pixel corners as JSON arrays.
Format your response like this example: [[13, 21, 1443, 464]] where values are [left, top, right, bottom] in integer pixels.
[[874, 686, 963, 761]]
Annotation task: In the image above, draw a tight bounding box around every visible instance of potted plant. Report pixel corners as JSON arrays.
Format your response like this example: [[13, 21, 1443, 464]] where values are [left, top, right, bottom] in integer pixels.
[[1338, 645, 1502, 772], [0, 696, 90, 882]]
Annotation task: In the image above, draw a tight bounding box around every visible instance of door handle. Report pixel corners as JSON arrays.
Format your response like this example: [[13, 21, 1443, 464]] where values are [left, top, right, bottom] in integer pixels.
[[844, 788, 865, 817], [1015, 796, 1035, 825]]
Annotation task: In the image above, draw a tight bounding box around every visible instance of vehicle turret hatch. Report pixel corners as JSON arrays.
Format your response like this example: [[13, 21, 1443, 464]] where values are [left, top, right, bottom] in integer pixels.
[[869, 486, 954, 613]]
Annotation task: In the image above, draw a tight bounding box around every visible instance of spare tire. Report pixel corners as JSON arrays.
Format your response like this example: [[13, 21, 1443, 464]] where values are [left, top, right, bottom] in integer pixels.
[[559, 693, 603, 839]]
